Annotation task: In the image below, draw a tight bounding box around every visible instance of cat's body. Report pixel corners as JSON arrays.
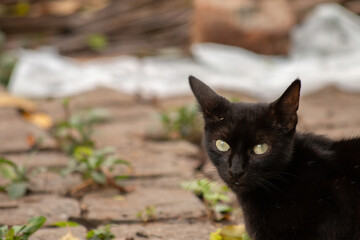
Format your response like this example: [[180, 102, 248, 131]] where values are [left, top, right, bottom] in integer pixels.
[[189, 76, 360, 240]]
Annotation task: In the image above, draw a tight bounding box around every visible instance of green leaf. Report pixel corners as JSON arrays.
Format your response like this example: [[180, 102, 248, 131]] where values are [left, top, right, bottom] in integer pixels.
[[0, 158, 18, 180], [5, 228, 14, 239], [214, 203, 233, 213], [20, 216, 46, 237], [210, 229, 222, 240], [0, 164, 17, 180], [112, 159, 130, 166], [90, 171, 106, 184], [7, 182, 27, 199], [0, 158, 17, 169], [52, 221, 80, 228], [87, 34, 108, 51], [73, 146, 93, 161], [114, 175, 129, 180], [86, 230, 95, 238], [14, 2, 30, 16], [0, 225, 8, 239]]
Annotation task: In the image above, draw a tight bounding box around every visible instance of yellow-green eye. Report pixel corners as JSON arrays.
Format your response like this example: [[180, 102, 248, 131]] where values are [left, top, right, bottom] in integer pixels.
[[253, 143, 269, 155], [215, 140, 230, 152]]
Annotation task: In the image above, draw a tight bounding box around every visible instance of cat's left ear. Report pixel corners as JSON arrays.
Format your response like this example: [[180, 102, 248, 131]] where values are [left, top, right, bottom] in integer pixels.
[[189, 75, 230, 122], [270, 79, 301, 131]]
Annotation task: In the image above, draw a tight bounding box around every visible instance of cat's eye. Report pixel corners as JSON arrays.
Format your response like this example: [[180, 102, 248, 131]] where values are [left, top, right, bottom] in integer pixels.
[[253, 143, 269, 155], [215, 140, 230, 152]]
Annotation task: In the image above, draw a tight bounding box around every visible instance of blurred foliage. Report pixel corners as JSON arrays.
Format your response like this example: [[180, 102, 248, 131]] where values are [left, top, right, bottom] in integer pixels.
[[52, 221, 81, 228], [182, 178, 233, 221], [136, 205, 157, 222], [87, 34, 108, 52], [159, 104, 202, 144], [86, 225, 115, 240], [0, 216, 46, 240], [210, 225, 252, 240], [0, 157, 28, 199], [14, 1, 31, 17], [0, 31, 17, 86]]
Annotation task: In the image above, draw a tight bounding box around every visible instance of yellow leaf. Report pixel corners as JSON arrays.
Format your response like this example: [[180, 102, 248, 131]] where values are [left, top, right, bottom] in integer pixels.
[[0, 93, 35, 112], [219, 225, 251, 240], [21, 111, 53, 129], [59, 232, 80, 240]]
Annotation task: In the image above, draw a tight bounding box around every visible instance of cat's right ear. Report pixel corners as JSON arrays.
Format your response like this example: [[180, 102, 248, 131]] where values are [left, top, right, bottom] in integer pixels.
[[270, 79, 301, 131], [189, 76, 230, 122]]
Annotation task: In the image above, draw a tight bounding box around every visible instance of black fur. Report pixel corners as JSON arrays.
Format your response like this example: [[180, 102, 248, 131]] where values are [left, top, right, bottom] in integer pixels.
[[189, 76, 360, 240]]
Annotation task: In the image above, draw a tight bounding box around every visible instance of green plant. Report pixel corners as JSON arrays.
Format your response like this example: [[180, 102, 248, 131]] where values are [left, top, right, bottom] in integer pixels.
[[53, 103, 111, 155], [87, 34, 108, 51], [63, 146, 130, 186], [0, 31, 17, 86], [136, 205, 156, 222], [159, 104, 202, 144], [0, 216, 46, 240], [0, 158, 28, 199], [182, 178, 233, 221], [52, 221, 81, 228], [210, 225, 252, 240], [86, 225, 115, 240]]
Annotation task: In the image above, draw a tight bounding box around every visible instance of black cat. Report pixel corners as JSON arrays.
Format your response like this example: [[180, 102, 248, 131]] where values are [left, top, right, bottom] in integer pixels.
[[189, 76, 360, 240]]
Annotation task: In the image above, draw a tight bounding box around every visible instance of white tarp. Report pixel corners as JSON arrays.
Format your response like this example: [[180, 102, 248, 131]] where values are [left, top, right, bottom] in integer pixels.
[[8, 3, 360, 100]]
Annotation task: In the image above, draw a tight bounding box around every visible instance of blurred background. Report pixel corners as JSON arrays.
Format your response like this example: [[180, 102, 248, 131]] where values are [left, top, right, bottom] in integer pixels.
[[0, 0, 360, 56], [0, 0, 359, 56]]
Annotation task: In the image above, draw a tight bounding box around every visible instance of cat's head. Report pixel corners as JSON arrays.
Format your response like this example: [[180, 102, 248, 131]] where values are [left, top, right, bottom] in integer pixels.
[[189, 76, 301, 193]]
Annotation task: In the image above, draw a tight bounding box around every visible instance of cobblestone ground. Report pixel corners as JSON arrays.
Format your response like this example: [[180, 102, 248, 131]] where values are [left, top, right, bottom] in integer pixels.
[[1, 86, 360, 239]]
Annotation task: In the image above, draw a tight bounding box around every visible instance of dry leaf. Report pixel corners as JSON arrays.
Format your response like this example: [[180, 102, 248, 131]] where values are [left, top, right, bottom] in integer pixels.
[[21, 111, 53, 129], [59, 232, 80, 240], [0, 93, 35, 112]]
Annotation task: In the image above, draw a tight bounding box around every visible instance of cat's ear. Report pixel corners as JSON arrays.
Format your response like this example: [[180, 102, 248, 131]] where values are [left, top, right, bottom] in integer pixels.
[[189, 76, 230, 122], [270, 79, 301, 131]]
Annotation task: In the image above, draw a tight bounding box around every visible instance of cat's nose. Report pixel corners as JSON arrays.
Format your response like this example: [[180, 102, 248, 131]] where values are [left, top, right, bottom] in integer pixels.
[[229, 169, 245, 180]]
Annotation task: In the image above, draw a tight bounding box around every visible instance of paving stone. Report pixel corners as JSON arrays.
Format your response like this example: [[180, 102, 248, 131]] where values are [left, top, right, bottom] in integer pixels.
[[31, 226, 87, 240], [109, 221, 217, 240], [143, 140, 199, 158], [0, 114, 55, 153], [65, 88, 134, 110], [122, 176, 188, 190], [82, 188, 206, 222], [298, 87, 360, 135], [3, 151, 69, 169], [0, 194, 81, 226], [29, 172, 83, 195], [94, 121, 150, 149]]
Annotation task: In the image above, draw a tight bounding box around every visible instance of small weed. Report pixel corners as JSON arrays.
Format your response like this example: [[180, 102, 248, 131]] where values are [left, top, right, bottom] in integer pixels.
[[86, 225, 115, 240], [210, 225, 252, 240], [52, 100, 111, 155], [64, 146, 129, 184], [0, 31, 17, 86], [0, 216, 46, 240], [136, 205, 157, 222], [181, 178, 233, 221], [53, 99, 130, 196], [159, 104, 202, 144], [63, 146, 130, 197], [0, 157, 28, 199], [52, 221, 81, 228], [87, 34, 108, 52]]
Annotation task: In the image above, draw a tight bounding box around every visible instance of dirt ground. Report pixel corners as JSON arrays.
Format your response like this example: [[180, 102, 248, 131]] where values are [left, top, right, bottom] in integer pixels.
[[1, 84, 360, 240]]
